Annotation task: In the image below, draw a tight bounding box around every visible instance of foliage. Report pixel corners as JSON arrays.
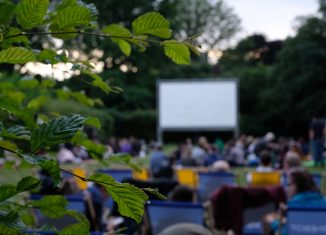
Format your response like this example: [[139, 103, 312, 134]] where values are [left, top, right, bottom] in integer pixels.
[[58, 0, 240, 139], [0, 0, 195, 233], [219, 2, 326, 137]]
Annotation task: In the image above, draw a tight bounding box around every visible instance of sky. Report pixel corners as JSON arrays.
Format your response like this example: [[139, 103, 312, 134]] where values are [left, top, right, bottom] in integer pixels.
[[225, 0, 320, 41]]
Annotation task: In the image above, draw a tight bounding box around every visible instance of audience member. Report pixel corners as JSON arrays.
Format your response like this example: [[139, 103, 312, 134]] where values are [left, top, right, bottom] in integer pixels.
[[168, 185, 195, 202], [149, 142, 173, 179], [309, 115, 325, 167], [210, 160, 230, 172], [57, 143, 78, 164], [264, 170, 326, 235]]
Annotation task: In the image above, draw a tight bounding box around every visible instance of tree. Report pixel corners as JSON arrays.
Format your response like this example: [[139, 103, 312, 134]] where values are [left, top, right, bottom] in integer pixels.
[[260, 6, 326, 137], [172, 0, 241, 50], [218, 34, 283, 135], [0, 0, 197, 233]]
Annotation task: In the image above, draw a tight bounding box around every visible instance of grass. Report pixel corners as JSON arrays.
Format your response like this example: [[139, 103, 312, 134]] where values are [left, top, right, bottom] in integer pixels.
[[0, 159, 325, 194]]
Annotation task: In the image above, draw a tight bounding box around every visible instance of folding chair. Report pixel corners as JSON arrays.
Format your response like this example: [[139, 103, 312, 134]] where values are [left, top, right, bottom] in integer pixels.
[[248, 171, 281, 187], [146, 200, 205, 235], [30, 194, 86, 230], [133, 168, 149, 181], [243, 203, 275, 235], [197, 172, 235, 202], [287, 206, 326, 235], [175, 168, 198, 188]]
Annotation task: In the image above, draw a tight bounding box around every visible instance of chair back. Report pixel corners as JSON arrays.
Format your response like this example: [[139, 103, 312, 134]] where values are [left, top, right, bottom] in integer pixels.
[[30, 194, 85, 230], [146, 200, 204, 235], [243, 203, 275, 235], [66, 194, 86, 212], [197, 172, 235, 201], [133, 168, 149, 181], [97, 169, 132, 182], [176, 168, 198, 188], [249, 171, 281, 187], [287, 206, 326, 235]]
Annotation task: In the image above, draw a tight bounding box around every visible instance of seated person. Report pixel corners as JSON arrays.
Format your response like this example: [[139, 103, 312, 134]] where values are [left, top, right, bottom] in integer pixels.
[[168, 185, 195, 202], [264, 170, 326, 235], [210, 160, 230, 172], [247, 151, 275, 184]]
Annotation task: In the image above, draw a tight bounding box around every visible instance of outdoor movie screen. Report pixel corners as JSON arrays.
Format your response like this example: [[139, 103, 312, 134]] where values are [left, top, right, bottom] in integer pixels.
[[158, 79, 238, 130]]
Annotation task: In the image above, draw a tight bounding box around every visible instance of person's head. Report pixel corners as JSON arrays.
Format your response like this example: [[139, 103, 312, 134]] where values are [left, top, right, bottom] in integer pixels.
[[211, 160, 230, 172], [264, 132, 275, 142], [154, 141, 163, 151], [260, 151, 272, 167], [283, 151, 302, 171], [287, 170, 319, 198], [169, 185, 194, 202]]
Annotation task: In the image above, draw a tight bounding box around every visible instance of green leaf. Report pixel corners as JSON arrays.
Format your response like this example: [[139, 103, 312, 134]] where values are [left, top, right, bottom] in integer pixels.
[[31, 195, 67, 218], [40, 79, 56, 88], [117, 39, 131, 56], [71, 131, 106, 159], [90, 173, 148, 223], [70, 91, 94, 106], [143, 188, 167, 200], [0, 1, 16, 24], [56, 89, 70, 100], [163, 40, 191, 64], [81, 70, 112, 94], [21, 154, 61, 185], [184, 42, 201, 56], [59, 210, 89, 235], [0, 211, 25, 229], [108, 154, 142, 172], [0, 185, 17, 202], [132, 12, 171, 39], [102, 24, 132, 37], [1, 27, 30, 48], [0, 140, 17, 152], [18, 79, 39, 89], [84, 117, 101, 130], [39, 159, 61, 185], [0, 47, 35, 64], [16, 0, 49, 29], [27, 96, 47, 110], [50, 6, 93, 31], [16, 176, 41, 192], [37, 49, 60, 64], [4, 125, 31, 140], [3, 91, 25, 104], [30, 114, 86, 153], [0, 223, 20, 235]]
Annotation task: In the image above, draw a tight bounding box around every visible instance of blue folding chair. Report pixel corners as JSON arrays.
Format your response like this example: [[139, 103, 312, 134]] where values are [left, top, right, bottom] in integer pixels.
[[287, 206, 326, 235], [66, 195, 86, 213], [197, 172, 236, 202], [30, 194, 86, 230], [146, 200, 205, 235], [97, 169, 132, 182], [243, 203, 276, 235]]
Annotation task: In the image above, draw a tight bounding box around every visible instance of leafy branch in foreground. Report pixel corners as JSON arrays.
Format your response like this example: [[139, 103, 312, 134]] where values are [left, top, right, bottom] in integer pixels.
[[0, 0, 199, 67], [0, 0, 196, 232]]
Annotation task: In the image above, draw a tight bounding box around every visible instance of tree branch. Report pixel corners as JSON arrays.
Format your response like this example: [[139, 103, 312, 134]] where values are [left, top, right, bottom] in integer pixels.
[[3, 31, 161, 44]]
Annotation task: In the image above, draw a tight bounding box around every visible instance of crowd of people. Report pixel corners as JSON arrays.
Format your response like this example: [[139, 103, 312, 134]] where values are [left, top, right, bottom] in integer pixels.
[[10, 129, 324, 235]]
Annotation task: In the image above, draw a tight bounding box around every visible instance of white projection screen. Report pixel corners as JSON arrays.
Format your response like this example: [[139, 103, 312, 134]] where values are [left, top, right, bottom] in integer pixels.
[[157, 79, 238, 141]]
